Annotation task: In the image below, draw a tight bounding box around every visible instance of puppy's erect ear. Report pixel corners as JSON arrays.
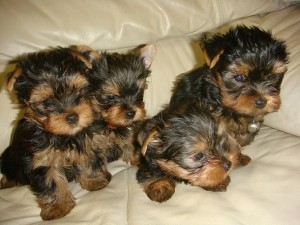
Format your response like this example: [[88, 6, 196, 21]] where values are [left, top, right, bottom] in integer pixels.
[[202, 47, 224, 69], [200, 33, 226, 69], [70, 45, 101, 69], [139, 44, 157, 68], [6, 67, 23, 92], [140, 129, 162, 156]]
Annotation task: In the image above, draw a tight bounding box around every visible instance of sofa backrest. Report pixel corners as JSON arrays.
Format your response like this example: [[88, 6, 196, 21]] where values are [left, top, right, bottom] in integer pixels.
[[0, 0, 293, 71]]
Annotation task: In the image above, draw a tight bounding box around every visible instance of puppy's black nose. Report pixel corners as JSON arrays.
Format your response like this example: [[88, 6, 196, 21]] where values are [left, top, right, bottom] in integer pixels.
[[223, 161, 231, 171], [255, 98, 267, 109], [66, 113, 79, 124], [126, 110, 135, 119]]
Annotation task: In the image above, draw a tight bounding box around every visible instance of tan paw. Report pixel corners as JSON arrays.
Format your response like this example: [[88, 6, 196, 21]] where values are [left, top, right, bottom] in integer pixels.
[[79, 172, 111, 191], [144, 178, 176, 203], [238, 153, 251, 166], [39, 195, 76, 220]]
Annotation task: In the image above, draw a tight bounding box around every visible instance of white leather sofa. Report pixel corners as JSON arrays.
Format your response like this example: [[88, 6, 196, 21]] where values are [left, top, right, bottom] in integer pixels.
[[0, 1, 299, 224]]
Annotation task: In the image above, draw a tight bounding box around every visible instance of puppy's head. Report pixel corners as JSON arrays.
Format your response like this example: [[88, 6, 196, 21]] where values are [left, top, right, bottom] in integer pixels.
[[7, 46, 101, 136], [201, 25, 288, 116], [139, 109, 232, 190], [94, 44, 156, 127]]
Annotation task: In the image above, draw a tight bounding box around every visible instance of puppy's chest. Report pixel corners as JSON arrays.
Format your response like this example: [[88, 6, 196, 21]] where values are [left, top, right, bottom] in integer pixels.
[[31, 131, 100, 169], [31, 146, 89, 170], [225, 116, 261, 146], [92, 127, 136, 159]]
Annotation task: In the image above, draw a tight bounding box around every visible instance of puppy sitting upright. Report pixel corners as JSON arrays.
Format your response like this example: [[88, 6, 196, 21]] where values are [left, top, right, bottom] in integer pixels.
[[90, 45, 156, 169], [0, 47, 106, 220], [170, 25, 288, 150]]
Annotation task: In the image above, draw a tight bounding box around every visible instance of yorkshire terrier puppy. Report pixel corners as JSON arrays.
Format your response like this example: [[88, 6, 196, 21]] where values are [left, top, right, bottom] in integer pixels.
[[0, 46, 108, 220], [169, 25, 288, 157], [89, 44, 156, 173], [136, 102, 246, 203]]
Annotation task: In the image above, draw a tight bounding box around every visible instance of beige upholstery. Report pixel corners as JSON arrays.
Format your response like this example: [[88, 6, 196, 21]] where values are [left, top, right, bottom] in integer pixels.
[[0, 1, 300, 224]]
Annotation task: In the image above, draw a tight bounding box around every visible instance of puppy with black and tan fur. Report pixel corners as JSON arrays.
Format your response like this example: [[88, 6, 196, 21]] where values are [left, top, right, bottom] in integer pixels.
[[0, 46, 106, 220], [169, 25, 288, 162], [136, 102, 246, 203], [89, 44, 157, 169]]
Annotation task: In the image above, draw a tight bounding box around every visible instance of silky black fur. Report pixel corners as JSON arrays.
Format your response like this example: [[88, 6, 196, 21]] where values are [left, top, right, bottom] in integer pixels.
[[8, 48, 99, 107]]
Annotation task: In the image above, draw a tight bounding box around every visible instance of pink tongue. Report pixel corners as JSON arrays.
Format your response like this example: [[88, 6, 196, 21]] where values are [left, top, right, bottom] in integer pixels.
[[108, 124, 117, 129]]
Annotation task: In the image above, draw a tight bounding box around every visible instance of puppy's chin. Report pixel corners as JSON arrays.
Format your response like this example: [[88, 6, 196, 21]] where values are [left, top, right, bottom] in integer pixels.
[[46, 124, 85, 136], [101, 106, 146, 127], [43, 120, 88, 136], [105, 120, 135, 128]]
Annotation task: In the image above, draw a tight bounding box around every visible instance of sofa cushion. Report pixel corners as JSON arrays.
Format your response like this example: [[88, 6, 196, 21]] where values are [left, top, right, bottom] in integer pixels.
[[1, 126, 299, 225]]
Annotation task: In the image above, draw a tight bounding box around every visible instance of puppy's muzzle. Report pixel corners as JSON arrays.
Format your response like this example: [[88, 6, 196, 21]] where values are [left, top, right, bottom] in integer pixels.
[[66, 113, 79, 124], [125, 110, 136, 119]]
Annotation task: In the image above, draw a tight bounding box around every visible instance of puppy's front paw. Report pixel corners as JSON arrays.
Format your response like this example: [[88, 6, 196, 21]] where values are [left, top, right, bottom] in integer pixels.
[[238, 153, 251, 166], [144, 178, 176, 203], [0, 176, 18, 189], [78, 172, 112, 191], [39, 195, 76, 220]]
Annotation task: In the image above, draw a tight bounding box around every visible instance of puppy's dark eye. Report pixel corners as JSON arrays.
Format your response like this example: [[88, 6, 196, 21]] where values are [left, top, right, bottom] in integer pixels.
[[266, 74, 280, 81], [74, 96, 82, 105], [234, 74, 245, 82], [194, 152, 204, 161], [107, 94, 115, 100], [42, 99, 52, 107], [107, 94, 117, 101]]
